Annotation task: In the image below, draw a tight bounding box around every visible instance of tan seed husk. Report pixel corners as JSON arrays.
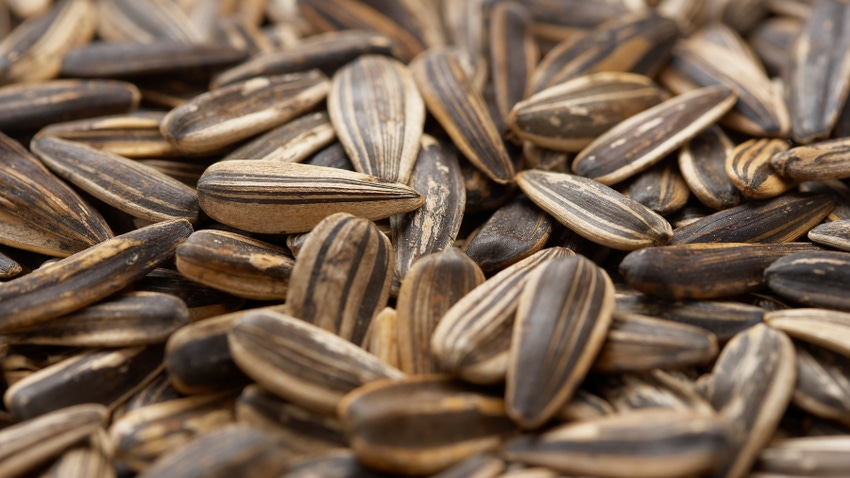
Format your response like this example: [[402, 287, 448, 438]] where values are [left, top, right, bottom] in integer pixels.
[[626, 160, 690, 216], [228, 309, 405, 414], [286, 213, 393, 345], [175, 230, 294, 301], [0, 207, 89, 258], [558, 389, 616, 422], [508, 256, 615, 429], [329, 54, 424, 184], [222, 111, 336, 163], [771, 137, 850, 182], [764, 251, 850, 311], [755, 436, 850, 476], [516, 170, 673, 250], [572, 85, 737, 185], [196, 160, 423, 234], [429, 453, 505, 478], [31, 136, 200, 224], [808, 219, 850, 251], [599, 370, 715, 415], [41, 444, 115, 478], [679, 125, 742, 210], [489, 2, 537, 130], [724, 138, 794, 200], [764, 308, 850, 358], [96, 0, 203, 44]]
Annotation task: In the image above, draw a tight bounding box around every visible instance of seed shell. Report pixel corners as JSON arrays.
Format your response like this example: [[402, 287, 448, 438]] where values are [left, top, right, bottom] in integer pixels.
[[678, 126, 741, 210], [809, 219, 850, 251], [755, 436, 850, 476], [764, 308, 850, 358], [765, 251, 850, 311], [223, 111, 336, 163], [792, 341, 850, 423], [626, 160, 690, 216], [489, 2, 537, 129], [771, 138, 850, 182], [725, 138, 794, 200], [96, 0, 202, 44]]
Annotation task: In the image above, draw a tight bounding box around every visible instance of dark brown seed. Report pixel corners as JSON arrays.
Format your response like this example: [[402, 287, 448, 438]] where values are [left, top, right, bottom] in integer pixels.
[[809, 219, 850, 251], [522, 141, 571, 173], [765, 308, 850, 358], [678, 126, 742, 210], [439, 0, 485, 75], [4, 345, 164, 421], [197, 160, 423, 234], [281, 448, 397, 478], [222, 111, 336, 163], [0, 219, 192, 333], [748, 16, 801, 77], [598, 370, 715, 415], [504, 409, 732, 478], [620, 242, 821, 300], [390, 135, 465, 287], [175, 230, 294, 300], [508, 256, 614, 429], [792, 341, 850, 422], [530, 13, 679, 93], [755, 436, 850, 476], [626, 160, 690, 216], [670, 193, 834, 244], [357, 0, 445, 52], [161, 71, 330, 154], [702, 324, 796, 478], [338, 376, 517, 475], [303, 142, 356, 171], [594, 312, 718, 372], [0, 208, 89, 258], [0, 79, 140, 133], [229, 310, 404, 414], [410, 47, 515, 184], [119, 371, 180, 414], [209, 16, 273, 55], [396, 248, 484, 375], [799, 179, 850, 221], [463, 196, 553, 274], [134, 268, 244, 323], [31, 136, 200, 224], [286, 213, 393, 345], [489, 2, 537, 129], [0, 404, 107, 478], [430, 247, 575, 384], [210, 30, 398, 89], [787, 0, 850, 143], [329, 55, 424, 183], [0, 252, 22, 280], [765, 251, 850, 311], [137, 424, 289, 478], [572, 85, 738, 185], [516, 170, 673, 250], [510, 72, 668, 152], [0, 292, 189, 347], [61, 41, 249, 79], [725, 138, 794, 200], [96, 0, 202, 44], [771, 138, 850, 181]]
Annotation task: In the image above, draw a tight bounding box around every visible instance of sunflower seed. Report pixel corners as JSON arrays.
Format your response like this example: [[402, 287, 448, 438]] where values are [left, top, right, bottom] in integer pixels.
[[210, 16, 273, 55], [431, 247, 574, 384], [755, 436, 850, 476], [799, 179, 850, 221], [792, 341, 850, 423], [724, 138, 794, 200], [809, 219, 850, 251], [0, 208, 89, 258], [285, 213, 393, 344], [175, 230, 294, 300], [771, 138, 850, 182], [96, 0, 203, 44], [510, 72, 668, 152], [508, 256, 614, 428], [361, 307, 400, 369], [765, 251, 850, 311], [41, 443, 115, 478], [748, 16, 801, 77], [430, 454, 505, 478], [489, 2, 536, 130], [595, 312, 718, 372], [223, 111, 336, 163], [0, 252, 22, 280], [786, 0, 850, 143], [516, 170, 673, 250], [670, 193, 834, 244], [329, 55, 424, 183], [599, 370, 715, 415], [557, 389, 616, 422], [197, 160, 423, 234], [626, 159, 690, 216], [764, 308, 850, 358], [118, 371, 180, 414], [0, 404, 107, 478], [303, 142, 356, 171], [359, 0, 445, 52], [411, 47, 515, 184], [4, 345, 164, 421], [228, 309, 404, 414], [161, 71, 330, 154], [504, 409, 733, 478], [134, 268, 244, 322], [679, 125, 741, 210], [620, 242, 821, 300], [338, 376, 516, 475], [573, 85, 737, 185], [701, 323, 796, 478], [0, 219, 191, 332], [522, 142, 571, 173], [32, 136, 200, 224], [281, 448, 395, 478]]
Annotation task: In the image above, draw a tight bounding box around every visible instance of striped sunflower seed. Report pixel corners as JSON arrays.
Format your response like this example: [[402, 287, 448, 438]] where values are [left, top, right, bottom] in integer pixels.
[[0, 219, 192, 333], [396, 248, 484, 375], [0, 404, 107, 478], [328, 54, 424, 184], [489, 2, 537, 130], [223, 111, 336, 163], [572, 85, 737, 185], [558, 389, 616, 422], [625, 159, 690, 216], [748, 16, 801, 77], [196, 160, 423, 234], [96, 0, 203, 44], [786, 0, 850, 143], [764, 308, 850, 359], [809, 219, 850, 251], [134, 268, 244, 323], [441, 0, 486, 78], [679, 126, 742, 210], [510, 72, 668, 152], [792, 341, 850, 423], [31, 136, 200, 224], [338, 376, 517, 475], [619, 242, 821, 300], [358, 0, 445, 53], [670, 193, 834, 244], [175, 230, 294, 300], [724, 138, 794, 200], [755, 436, 850, 476], [771, 138, 850, 182], [522, 141, 571, 173], [516, 170, 673, 250], [361, 307, 400, 369], [228, 309, 404, 414], [599, 370, 715, 415], [4, 345, 164, 421], [161, 71, 330, 153], [799, 179, 850, 221], [0, 292, 189, 347], [462, 196, 553, 274], [430, 247, 574, 384], [429, 454, 505, 478], [701, 323, 796, 478], [507, 256, 614, 429], [765, 251, 850, 311], [0, 207, 90, 258], [410, 47, 515, 184], [41, 443, 114, 478], [118, 371, 180, 414], [595, 312, 718, 372], [285, 213, 392, 344], [504, 409, 732, 478]]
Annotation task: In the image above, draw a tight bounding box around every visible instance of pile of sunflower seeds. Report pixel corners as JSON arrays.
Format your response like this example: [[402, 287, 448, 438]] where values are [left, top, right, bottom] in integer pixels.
[[2, 0, 850, 476]]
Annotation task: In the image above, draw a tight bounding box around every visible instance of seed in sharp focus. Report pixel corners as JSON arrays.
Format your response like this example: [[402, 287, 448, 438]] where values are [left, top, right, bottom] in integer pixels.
[[724, 138, 794, 200], [222, 111, 337, 163], [771, 137, 850, 182], [678, 125, 742, 210], [764, 251, 850, 311], [809, 219, 850, 251], [625, 159, 690, 216]]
